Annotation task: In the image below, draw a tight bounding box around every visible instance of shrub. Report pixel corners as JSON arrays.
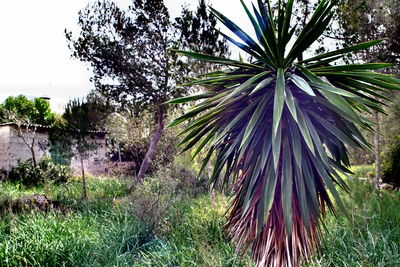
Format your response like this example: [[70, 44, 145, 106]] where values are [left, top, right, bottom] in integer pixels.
[[134, 195, 254, 266], [171, 165, 209, 197], [130, 168, 181, 235], [0, 194, 53, 216], [382, 136, 400, 187], [107, 119, 179, 176], [5, 157, 70, 186], [129, 163, 210, 240]]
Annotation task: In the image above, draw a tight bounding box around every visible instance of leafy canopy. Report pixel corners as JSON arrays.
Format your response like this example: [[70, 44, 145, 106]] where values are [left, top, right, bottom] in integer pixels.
[[66, 0, 229, 114], [50, 98, 101, 159], [0, 95, 55, 126], [169, 0, 400, 266]]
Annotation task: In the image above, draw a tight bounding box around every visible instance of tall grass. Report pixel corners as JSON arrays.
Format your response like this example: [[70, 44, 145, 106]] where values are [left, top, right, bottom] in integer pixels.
[[0, 176, 129, 200], [1, 168, 399, 266], [313, 168, 400, 266], [135, 195, 253, 266], [0, 177, 252, 266], [0, 177, 144, 267]]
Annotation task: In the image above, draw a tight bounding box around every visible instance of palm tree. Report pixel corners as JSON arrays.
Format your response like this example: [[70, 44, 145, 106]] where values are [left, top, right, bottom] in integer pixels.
[[169, 0, 400, 266]]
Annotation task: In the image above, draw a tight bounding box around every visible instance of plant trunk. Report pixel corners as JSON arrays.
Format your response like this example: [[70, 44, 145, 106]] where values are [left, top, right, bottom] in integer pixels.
[[374, 111, 381, 189], [136, 107, 165, 182], [30, 147, 37, 168], [80, 157, 87, 198], [118, 142, 122, 163], [117, 142, 122, 174]]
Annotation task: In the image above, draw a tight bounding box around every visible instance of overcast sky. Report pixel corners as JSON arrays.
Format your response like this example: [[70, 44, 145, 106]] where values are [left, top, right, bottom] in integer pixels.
[[0, 0, 254, 112]]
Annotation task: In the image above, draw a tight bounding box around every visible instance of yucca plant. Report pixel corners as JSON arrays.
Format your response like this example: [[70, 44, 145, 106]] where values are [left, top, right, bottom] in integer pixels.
[[168, 0, 400, 266]]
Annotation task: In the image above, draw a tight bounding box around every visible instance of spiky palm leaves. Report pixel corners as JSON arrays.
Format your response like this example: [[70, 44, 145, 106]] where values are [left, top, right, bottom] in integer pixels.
[[168, 0, 400, 266]]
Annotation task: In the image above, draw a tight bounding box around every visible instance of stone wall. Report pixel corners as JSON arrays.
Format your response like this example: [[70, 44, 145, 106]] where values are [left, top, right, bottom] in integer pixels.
[[0, 126, 10, 170], [70, 135, 108, 175], [8, 126, 49, 170], [0, 125, 108, 174]]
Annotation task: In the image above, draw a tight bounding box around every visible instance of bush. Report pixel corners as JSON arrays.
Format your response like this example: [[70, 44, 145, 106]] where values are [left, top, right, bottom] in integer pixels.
[[107, 116, 179, 176], [5, 157, 70, 186], [130, 168, 181, 235], [171, 165, 209, 197], [129, 163, 210, 240], [0, 194, 53, 216], [382, 137, 400, 187]]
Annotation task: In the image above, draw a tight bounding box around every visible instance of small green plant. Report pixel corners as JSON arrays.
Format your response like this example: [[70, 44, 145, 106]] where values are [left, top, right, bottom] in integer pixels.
[[5, 157, 69, 186]]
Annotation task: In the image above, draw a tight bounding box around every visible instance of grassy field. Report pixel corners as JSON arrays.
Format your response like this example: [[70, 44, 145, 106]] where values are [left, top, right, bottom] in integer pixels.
[[316, 165, 400, 266], [0, 167, 399, 266]]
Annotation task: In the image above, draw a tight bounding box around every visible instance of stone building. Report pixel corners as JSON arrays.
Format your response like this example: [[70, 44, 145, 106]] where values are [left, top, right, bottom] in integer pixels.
[[0, 123, 108, 175]]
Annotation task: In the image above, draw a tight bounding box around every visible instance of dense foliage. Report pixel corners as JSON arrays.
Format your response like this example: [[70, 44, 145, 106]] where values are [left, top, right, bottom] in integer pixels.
[[0, 95, 55, 126], [382, 137, 400, 187], [66, 0, 228, 113], [333, 0, 400, 168], [170, 0, 400, 265], [381, 94, 400, 187], [336, 0, 400, 69], [1, 157, 69, 186], [105, 112, 179, 175], [66, 0, 229, 179]]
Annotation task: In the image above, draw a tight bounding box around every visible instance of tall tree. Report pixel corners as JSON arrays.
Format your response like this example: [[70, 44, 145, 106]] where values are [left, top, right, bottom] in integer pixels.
[[335, 0, 400, 187], [175, 0, 230, 73], [0, 95, 55, 126], [336, 0, 400, 66], [66, 0, 229, 181], [56, 99, 100, 198], [169, 0, 400, 266]]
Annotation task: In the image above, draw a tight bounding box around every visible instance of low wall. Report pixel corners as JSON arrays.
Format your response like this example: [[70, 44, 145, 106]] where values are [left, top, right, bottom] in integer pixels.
[[0, 126, 10, 171]]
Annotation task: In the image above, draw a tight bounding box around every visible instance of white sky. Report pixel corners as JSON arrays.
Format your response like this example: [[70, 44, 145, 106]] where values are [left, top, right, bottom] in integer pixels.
[[0, 0, 254, 112]]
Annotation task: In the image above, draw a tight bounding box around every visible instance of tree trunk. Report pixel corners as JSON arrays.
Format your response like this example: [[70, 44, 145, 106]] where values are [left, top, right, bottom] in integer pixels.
[[374, 111, 381, 189], [81, 157, 87, 198], [30, 147, 37, 168], [136, 107, 165, 182], [118, 142, 122, 163], [117, 142, 122, 174]]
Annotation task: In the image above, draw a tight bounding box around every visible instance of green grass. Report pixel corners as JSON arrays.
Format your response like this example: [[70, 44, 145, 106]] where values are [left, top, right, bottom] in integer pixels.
[[0, 177, 145, 267], [0, 168, 399, 266], [0, 177, 251, 267], [351, 164, 375, 180], [134, 195, 253, 266], [313, 168, 400, 266], [0, 176, 129, 200]]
